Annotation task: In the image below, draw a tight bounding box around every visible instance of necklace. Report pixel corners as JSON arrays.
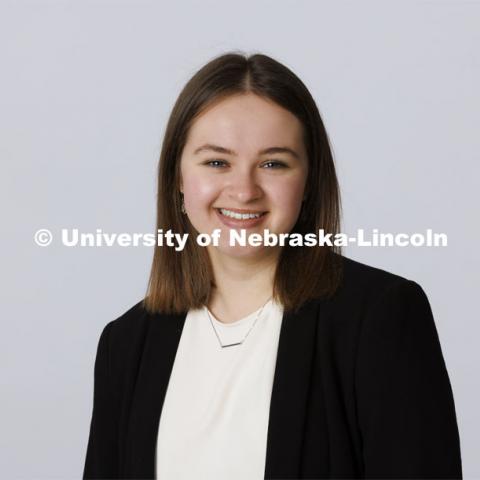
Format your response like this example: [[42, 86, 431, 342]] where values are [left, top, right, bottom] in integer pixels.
[[205, 297, 272, 349]]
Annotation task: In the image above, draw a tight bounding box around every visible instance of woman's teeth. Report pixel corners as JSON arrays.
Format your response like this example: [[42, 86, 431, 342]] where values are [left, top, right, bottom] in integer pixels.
[[219, 208, 264, 220]]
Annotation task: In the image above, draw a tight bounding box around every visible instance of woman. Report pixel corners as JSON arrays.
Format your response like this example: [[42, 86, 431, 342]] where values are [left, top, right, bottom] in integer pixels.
[[83, 52, 462, 479]]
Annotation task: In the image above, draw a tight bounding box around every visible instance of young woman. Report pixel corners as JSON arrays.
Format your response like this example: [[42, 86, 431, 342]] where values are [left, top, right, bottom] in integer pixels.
[[83, 53, 462, 479]]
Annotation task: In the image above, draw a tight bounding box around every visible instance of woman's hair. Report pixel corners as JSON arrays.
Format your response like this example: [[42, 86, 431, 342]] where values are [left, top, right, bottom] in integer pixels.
[[144, 51, 343, 314]]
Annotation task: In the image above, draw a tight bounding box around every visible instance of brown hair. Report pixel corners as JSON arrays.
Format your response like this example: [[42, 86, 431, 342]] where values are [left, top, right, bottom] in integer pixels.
[[143, 51, 343, 314]]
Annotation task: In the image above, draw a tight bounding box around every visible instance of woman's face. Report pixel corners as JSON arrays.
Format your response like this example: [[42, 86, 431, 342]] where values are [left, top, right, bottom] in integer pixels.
[[179, 92, 308, 260]]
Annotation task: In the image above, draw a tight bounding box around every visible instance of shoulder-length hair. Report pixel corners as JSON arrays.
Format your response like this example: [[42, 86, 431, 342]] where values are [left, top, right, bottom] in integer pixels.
[[143, 51, 343, 315]]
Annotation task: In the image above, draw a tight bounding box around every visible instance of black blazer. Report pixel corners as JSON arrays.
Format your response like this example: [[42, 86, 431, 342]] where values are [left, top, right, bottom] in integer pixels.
[[83, 255, 462, 479]]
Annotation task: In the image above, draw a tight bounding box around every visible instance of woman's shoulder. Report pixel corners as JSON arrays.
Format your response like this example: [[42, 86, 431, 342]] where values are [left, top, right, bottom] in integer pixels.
[[98, 300, 151, 354], [339, 254, 409, 286], [101, 298, 186, 351], [328, 253, 427, 309], [318, 255, 436, 357]]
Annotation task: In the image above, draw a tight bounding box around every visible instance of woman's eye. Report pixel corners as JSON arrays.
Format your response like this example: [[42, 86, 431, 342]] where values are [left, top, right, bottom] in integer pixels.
[[263, 160, 287, 169], [204, 159, 228, 168]]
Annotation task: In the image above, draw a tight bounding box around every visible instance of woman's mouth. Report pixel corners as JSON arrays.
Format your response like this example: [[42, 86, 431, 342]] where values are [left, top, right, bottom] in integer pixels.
[[215, 208, 268, 228]]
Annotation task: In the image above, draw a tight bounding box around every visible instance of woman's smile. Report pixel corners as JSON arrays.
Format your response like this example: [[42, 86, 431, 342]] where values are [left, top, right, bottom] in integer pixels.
[[215, 207, 268, 229]]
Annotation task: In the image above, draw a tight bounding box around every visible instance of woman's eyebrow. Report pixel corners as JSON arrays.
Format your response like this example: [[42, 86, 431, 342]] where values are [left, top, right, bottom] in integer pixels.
[[193, 143, 300, 159], [260, 146, 300, 159], [194, 144, 234, 155]]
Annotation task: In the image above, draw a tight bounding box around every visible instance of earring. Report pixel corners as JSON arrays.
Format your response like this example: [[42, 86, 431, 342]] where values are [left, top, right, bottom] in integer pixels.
[[180, 194, 186, 214]]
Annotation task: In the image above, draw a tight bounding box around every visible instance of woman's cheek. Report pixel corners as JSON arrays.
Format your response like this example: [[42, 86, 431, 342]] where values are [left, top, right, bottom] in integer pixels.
[[184, 175, 217, 208], [271, 178, 305, 206]]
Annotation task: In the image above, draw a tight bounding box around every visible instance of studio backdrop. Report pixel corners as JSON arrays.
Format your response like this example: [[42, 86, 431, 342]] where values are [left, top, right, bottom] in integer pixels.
[[0, 1, 478, 478]]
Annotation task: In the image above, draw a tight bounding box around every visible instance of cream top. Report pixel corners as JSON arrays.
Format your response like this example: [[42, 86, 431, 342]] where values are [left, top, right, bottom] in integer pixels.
[[155, 298, 284, 479]]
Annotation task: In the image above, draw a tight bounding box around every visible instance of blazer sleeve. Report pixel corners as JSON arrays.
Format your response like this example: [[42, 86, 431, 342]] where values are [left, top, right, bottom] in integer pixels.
[[355, 279, 462, 479], [83, 321, 118, 479]]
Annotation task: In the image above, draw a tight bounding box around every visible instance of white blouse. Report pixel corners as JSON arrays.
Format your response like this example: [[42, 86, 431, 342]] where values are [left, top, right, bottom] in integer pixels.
[[155, 299, 284, 480]]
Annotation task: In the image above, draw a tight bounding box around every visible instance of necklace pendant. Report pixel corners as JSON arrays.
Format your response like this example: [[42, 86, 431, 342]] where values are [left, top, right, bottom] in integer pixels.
[[205, 296, 272, 349], [220, 341, 243, 348]]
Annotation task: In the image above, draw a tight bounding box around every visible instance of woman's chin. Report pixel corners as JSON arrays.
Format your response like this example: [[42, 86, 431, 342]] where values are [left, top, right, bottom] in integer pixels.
[[209, 243, 273, 261]]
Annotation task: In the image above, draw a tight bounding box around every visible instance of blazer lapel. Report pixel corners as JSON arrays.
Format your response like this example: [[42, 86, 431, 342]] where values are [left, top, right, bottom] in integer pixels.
[[124, 310, 187, 478], [264, 299, 322, 479]]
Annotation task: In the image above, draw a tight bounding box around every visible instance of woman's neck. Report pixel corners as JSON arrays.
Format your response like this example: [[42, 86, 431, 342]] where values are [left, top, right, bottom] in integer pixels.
[[207, 248, 279, 324]]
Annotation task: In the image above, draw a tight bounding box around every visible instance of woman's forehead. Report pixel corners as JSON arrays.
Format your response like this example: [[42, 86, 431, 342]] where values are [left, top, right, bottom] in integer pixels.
[[185, 94, 305, 155]]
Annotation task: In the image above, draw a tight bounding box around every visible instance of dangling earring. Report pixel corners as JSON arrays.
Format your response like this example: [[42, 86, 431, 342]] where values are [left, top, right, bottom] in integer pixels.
[[180, 193, 186, 214]]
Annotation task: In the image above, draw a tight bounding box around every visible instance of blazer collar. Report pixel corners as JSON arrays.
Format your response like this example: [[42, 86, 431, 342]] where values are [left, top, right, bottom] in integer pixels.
[[124, 299, 323, 479]]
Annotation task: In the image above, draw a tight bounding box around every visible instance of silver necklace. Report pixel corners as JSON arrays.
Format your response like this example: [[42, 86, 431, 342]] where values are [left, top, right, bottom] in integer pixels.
[[205, 297, 272, 349]]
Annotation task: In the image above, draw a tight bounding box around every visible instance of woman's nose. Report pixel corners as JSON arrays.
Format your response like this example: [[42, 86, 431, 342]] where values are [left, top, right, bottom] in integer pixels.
[[227, 170, 263, 203]]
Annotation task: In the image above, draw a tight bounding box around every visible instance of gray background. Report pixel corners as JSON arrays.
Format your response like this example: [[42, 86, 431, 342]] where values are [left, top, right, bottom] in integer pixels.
[[1, 0, 478, 478]]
